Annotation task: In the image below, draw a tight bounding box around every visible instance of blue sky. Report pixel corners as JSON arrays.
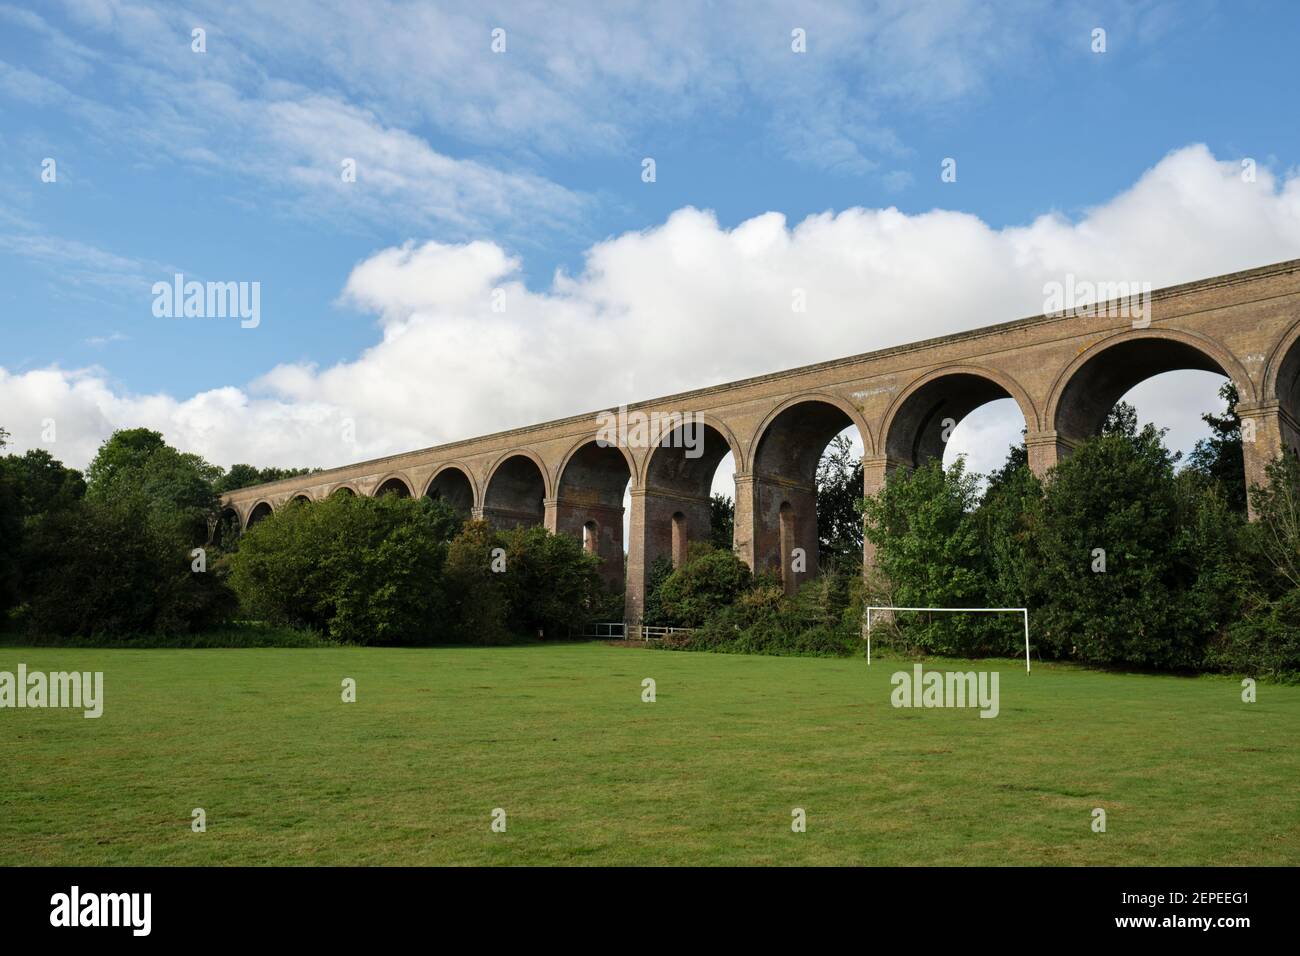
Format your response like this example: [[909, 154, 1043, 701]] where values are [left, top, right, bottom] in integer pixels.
[[2, 1, 1300, 473]]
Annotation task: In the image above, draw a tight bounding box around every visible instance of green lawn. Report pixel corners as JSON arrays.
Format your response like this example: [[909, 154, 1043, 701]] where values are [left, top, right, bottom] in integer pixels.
[[1, 642, 1296, 866]]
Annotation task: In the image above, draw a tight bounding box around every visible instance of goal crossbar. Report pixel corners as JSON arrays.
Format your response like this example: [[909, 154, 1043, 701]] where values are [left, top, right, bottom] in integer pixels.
[[864, 606, 1031, 674]]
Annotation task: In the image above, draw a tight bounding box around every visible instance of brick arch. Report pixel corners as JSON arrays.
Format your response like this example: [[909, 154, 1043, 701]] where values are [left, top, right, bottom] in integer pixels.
[[638, 412, 743, 490], [559, 436, 638, 495], [371, 472, 414, 497], [1263, 314, 1300, 411], [421, 462, 479, 514], [749, 392, 874, 482], [244, 499, 273, 530], [1046, 327, 1256, 445], [482, 449, 551, 528], [326, 482, 360, 498], [880, 364, 1037, 466]]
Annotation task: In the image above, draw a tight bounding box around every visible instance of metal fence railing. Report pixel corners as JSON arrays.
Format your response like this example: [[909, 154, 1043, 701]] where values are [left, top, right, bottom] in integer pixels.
[[628, 625, 695, 643]]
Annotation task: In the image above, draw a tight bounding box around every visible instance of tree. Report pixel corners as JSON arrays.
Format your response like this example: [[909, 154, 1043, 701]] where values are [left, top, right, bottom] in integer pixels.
[[0, 428, 20, 617], [495, 525, 605, 638], [655, 543, 753, 627], [710, 493, 734, 551], [215, 464, 318, 495], [1031, 425, 1190, 666], [861, 458, 996, 653], [1185, 381, 1247, 513], [815, 434, 864, 568], [229, 494, 458, 644], [85, 429, 220, 545]]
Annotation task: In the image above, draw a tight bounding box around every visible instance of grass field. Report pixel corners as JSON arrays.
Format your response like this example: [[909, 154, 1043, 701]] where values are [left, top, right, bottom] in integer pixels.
[[2, 642, 1297, 866]]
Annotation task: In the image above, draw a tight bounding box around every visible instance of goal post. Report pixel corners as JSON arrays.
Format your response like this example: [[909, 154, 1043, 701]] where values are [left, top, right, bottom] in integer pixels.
[[864, 606, 1031, 674]]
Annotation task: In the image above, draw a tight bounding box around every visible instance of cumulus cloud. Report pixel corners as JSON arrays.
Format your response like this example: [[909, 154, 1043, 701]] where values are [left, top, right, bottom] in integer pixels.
[[2, 145, 1299, 475]]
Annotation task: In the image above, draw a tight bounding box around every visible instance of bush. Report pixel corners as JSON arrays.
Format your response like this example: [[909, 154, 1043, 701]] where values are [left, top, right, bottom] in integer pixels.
[[229, 494, 458, 644], [20, 494, 236, 638], [655, 543, 752, 627]]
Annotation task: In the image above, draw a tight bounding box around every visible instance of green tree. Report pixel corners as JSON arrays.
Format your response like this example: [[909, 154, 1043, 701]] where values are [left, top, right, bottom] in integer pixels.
[[710, 493, 735, 551], [1031, 425, 1191, 666], [656, 543, 753, 627], [861, 458, 994, 653], [215, 464, 317, 495], [85, 429, 221, 545], [1185, 381, 1247, 513], [0, 428, 21, 617], [495, 525, 605, 638], [229, 494, 459, 644], [815, 434, 864, 568]]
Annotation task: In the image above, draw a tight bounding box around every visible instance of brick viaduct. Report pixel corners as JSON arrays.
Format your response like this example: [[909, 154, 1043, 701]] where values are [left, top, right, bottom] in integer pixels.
[[222, 258, 1300, 623]]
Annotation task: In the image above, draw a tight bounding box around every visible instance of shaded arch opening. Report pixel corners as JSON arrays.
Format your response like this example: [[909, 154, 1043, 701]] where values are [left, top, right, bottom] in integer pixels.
[[374, 476, 411, 498], [1272, 329, 1300, 456], [886, 372, 1026, 468], [643, 422, 737, 561], [214, 506, 241, 548], [425, 466, 475, 516], [751, 399, 865, 589], [246, 501, 273, 529], [1054, 337, 1235, 446], [484, 454, 546, 528], [557, 441, 634, 594], [290, 493, 312, 505], [331, 486, 356, 497]]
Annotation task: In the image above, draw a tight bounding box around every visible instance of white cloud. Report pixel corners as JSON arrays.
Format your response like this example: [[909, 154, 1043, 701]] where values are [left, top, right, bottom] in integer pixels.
[[2, 145, 1299, 474]]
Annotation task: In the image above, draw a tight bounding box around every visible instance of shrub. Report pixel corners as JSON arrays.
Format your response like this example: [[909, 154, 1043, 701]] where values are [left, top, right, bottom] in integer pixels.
[[655, 543, 752, 627], [20, 494, 236, 638], [229, 494, 458, 644]]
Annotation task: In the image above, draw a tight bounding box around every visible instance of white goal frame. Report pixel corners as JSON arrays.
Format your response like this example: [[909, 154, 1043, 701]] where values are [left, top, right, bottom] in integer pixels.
[[864, 606, 1031, 674]]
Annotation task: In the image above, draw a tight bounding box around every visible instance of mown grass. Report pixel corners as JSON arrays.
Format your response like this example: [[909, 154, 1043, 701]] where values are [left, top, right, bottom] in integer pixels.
[[1, 642, 1296, 865]]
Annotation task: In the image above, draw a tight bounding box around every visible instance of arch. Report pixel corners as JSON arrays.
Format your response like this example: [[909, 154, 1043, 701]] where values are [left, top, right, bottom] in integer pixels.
[[560, 436, 638, 495], [245, 500, 273, 529], [750, 393, 871, 484], [747, 395, 870, 588], [328, 483, 358, 497], [1264, 316, 1300, 415], [749, 392, 874, 468], [423, 463, 477, 516], [289, 493, 312, 505], [880, 365, 1037, 467], [556, 438, 635, 592], [637, 413, 743, 487], [1047, 328, 1255, 445], [373, 473, 413, 498], [215, 506, 242, 548], [483, 451, 549, 528]]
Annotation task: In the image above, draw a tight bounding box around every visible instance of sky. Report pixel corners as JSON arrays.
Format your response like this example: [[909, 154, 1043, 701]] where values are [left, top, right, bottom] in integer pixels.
[[2, 0, 1300, 492]]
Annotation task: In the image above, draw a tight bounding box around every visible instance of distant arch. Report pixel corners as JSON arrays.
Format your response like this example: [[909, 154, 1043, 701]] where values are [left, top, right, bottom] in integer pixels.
[[328, 483, 358, 497], [245, 500, 273, 529]]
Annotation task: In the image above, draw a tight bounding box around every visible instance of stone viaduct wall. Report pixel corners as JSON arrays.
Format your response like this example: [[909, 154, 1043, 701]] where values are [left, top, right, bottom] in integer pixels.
[[222, 258, 1300, 623]]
